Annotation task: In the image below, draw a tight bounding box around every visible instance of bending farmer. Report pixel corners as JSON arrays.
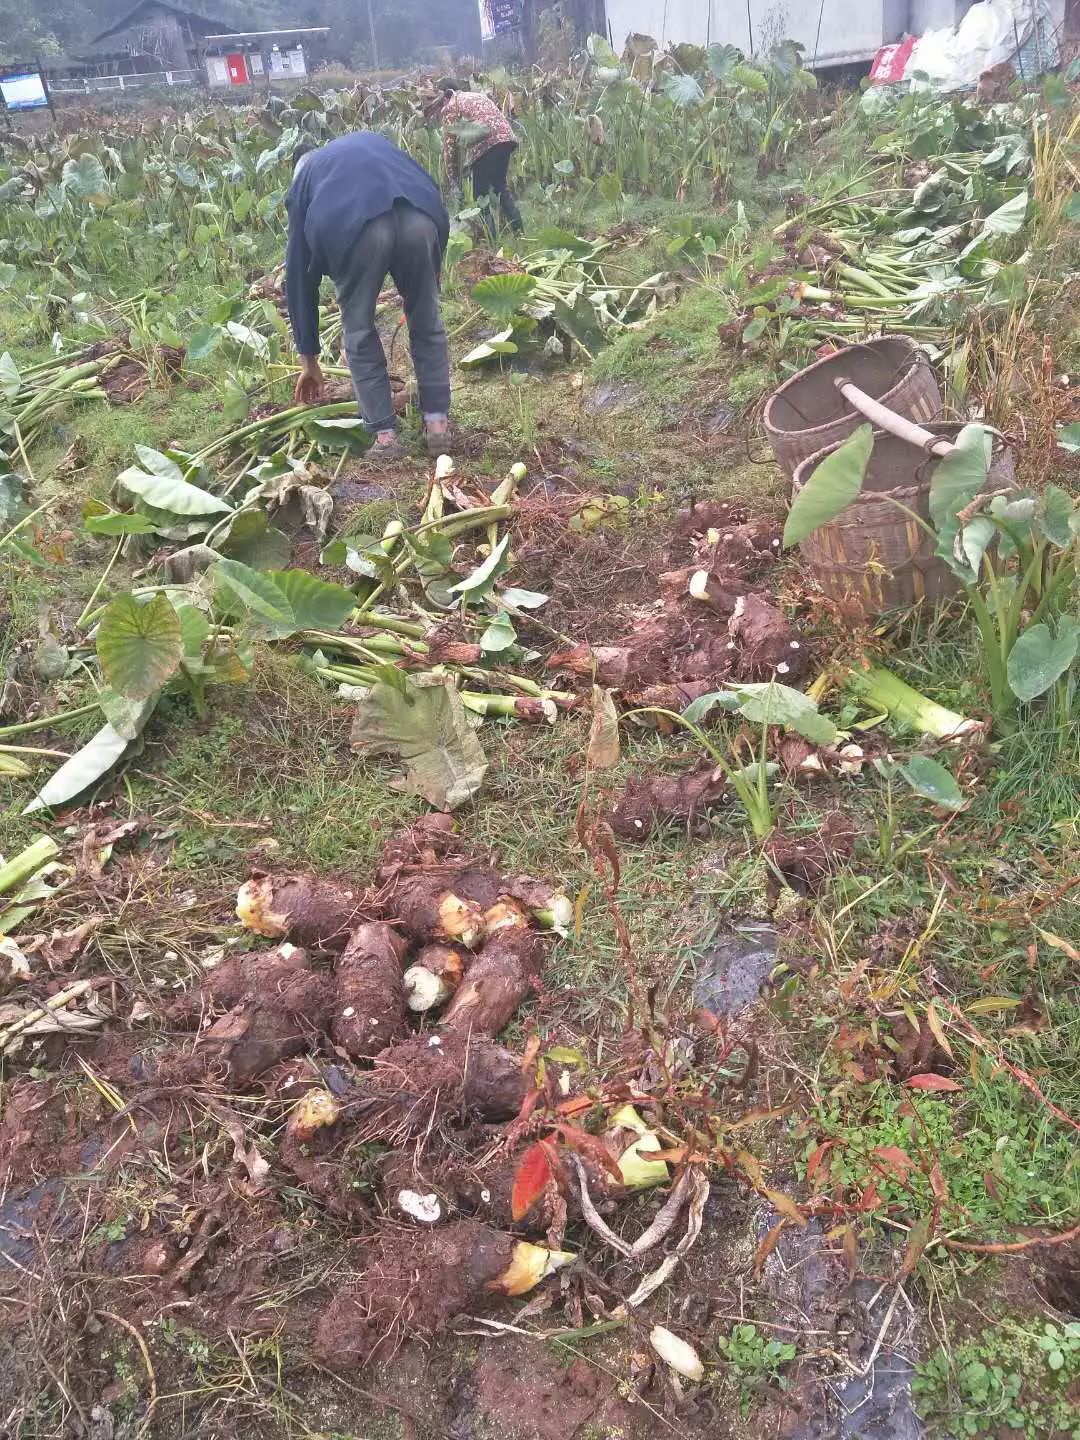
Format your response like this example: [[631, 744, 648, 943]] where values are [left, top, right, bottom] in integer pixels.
[[433, 85, 523, 236], [286, 132, 452, 459]]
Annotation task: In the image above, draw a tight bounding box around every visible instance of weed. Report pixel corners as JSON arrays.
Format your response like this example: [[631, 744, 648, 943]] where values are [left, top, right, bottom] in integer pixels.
[[914, 1319, 1080, 1438], [716, 1323, 796, 1413]]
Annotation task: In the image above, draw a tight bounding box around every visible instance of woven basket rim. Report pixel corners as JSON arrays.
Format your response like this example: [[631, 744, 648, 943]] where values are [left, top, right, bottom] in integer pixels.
[[763, 336, 927, 443], [790, 424, 1012, 500]]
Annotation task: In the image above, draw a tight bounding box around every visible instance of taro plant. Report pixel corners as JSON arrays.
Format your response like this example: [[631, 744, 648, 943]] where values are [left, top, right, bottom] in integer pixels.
[[784, 423, 1079, 730], [22, 563, 357, 816], [626, 681, 839, 840]]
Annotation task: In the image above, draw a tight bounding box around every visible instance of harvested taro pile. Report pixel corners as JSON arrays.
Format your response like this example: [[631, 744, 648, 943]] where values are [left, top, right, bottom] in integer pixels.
[[546, 498, 808, 712], [541, 499, 843, 844], [1, 815, 713, 1377]]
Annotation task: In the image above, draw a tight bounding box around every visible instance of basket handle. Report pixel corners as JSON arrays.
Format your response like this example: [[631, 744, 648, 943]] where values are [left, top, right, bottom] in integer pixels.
[[834, 378, 954, 457]]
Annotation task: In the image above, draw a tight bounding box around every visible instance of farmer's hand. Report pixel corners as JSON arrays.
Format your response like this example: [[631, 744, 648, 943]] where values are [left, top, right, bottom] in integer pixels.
[[294, 356, 324, 405]]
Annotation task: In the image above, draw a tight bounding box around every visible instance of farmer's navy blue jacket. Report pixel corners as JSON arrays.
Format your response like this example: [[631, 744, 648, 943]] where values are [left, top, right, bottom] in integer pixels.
[[285, 131, 450, 356]]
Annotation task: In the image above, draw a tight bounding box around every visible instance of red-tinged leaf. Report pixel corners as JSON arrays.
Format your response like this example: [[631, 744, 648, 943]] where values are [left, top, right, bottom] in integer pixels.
[[925, 1002, 954, 1058], [806, 1141, 835, 1188], [556, 1095, 593, 1116], [735, 1148, 764, 1189], [929, 1161, 947, 1202], [898, 1214, 933, 1281], [511, 1140, 557, 1221], [872, 1145, 916, 1182], [983, 1170, 1000, 1200], [1037, 928, 1080, 962], [764, 1188, 808, 1229], [651, 1147, 688, 1164], [842, 1224, 858, 1281], [552, 1123, 623, 1184], [755, 1218, 787, 1278], [695, 1007, 722, 1034], [904, 1073, 963, 1093], [858, 1182, 882, 1211], [520, 1033, 542, 1074]]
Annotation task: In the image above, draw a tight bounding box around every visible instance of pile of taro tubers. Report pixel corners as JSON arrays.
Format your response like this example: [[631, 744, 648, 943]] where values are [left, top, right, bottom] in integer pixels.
[[166, 816, 600, 1362]]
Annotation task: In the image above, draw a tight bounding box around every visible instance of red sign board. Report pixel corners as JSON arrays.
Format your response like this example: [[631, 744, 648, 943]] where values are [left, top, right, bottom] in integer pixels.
[[226, 52, 249, 85], [870, 36, 916, 84]]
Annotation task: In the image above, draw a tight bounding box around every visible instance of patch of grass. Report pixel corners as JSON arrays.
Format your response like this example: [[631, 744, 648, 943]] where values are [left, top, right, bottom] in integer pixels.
[[804, 1081, 1080, 1239], [134, 656, 417, 877], [913, 1317, 1080, 1438], [715, 1323, 797, 1415]]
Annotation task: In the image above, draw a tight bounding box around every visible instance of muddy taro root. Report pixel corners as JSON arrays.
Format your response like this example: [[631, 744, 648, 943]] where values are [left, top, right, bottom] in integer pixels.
[[236, 871, 372, 951], [331, 922, 409, 1060], [442, 927, 546, 1037]]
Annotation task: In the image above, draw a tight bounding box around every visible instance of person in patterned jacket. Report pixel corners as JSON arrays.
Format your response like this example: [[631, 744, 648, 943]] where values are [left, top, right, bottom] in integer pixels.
[[432, 84, 523, 236]]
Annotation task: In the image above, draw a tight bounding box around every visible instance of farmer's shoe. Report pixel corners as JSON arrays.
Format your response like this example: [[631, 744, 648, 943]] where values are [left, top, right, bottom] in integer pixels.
[[369, 429, 406, 462], [424, 417, 453, 457]]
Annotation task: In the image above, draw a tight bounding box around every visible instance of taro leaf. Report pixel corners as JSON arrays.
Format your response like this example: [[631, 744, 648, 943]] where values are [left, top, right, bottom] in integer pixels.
[[213, 559, 354, 639], [0, 352, 21, 400], [218, 509, 292, 569], [84, 510, 159, 536], [0, 262, 16, 287], [23, 697, 157, 816], [899, 755, 965, 811], [500, 586, 549, 609], [449, 534, 510, 601], [682, 689, 741, 724], [479, 612, 517, 653], [586, 32, 621, 67], [176, 604, 211, 657], [663, 73, 704, 107], [222, 377, 250, 424], [445, 229, 473, 272], [62, 153, 110, 201], [981, 190, 1029, 238], [449, 120, 492, 149], [118, 448, 232, 517], [928, 424, 991, 578], [587, 685, 621, 769], [351, 675, 488, 810], [1056, 422, 1080, 453], [733, 63, 768, 92], [97, 593, 183, 701], [0, 474, 25, 527], [707, 43, 743, 81], [225, 321, 270, 360], [303, 416, 372, 454], [783, 424, 873, 548], [472, 273, 537, 321], [188, 324, 222, 360], [960, 515, 996, 577], [461, 327, 518, 367], [731, 682, 838, 745], [1006, 619, 1080, 702], [1037, 484, 1074, 547]]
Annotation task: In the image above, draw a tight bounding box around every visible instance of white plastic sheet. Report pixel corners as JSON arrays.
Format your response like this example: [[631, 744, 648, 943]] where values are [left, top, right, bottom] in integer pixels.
[[908, 0, 1056, 90]]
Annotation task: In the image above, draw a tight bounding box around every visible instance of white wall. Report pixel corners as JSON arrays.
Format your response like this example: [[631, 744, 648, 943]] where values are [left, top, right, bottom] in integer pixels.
[[603, 0, 1071, 59], [604, 0, 905, 65]]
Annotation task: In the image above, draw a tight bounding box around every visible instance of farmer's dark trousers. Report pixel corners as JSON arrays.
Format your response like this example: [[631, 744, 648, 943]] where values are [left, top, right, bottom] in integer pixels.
[[471, 141, 524, 236], [335, 200, 450, 434]]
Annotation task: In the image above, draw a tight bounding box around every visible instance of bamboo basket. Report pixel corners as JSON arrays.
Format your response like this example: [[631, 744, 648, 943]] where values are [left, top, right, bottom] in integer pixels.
[[791, 425, 1016, 617], [764, 337, 941, 478]]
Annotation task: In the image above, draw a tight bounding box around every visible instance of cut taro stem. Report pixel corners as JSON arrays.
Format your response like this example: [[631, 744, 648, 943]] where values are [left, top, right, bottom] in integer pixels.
[[621, 1170, 710, 1309], [489, 1241, 576, 1297], [568, 1155, 700, 1261], [403, 964, 452, 1012]]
